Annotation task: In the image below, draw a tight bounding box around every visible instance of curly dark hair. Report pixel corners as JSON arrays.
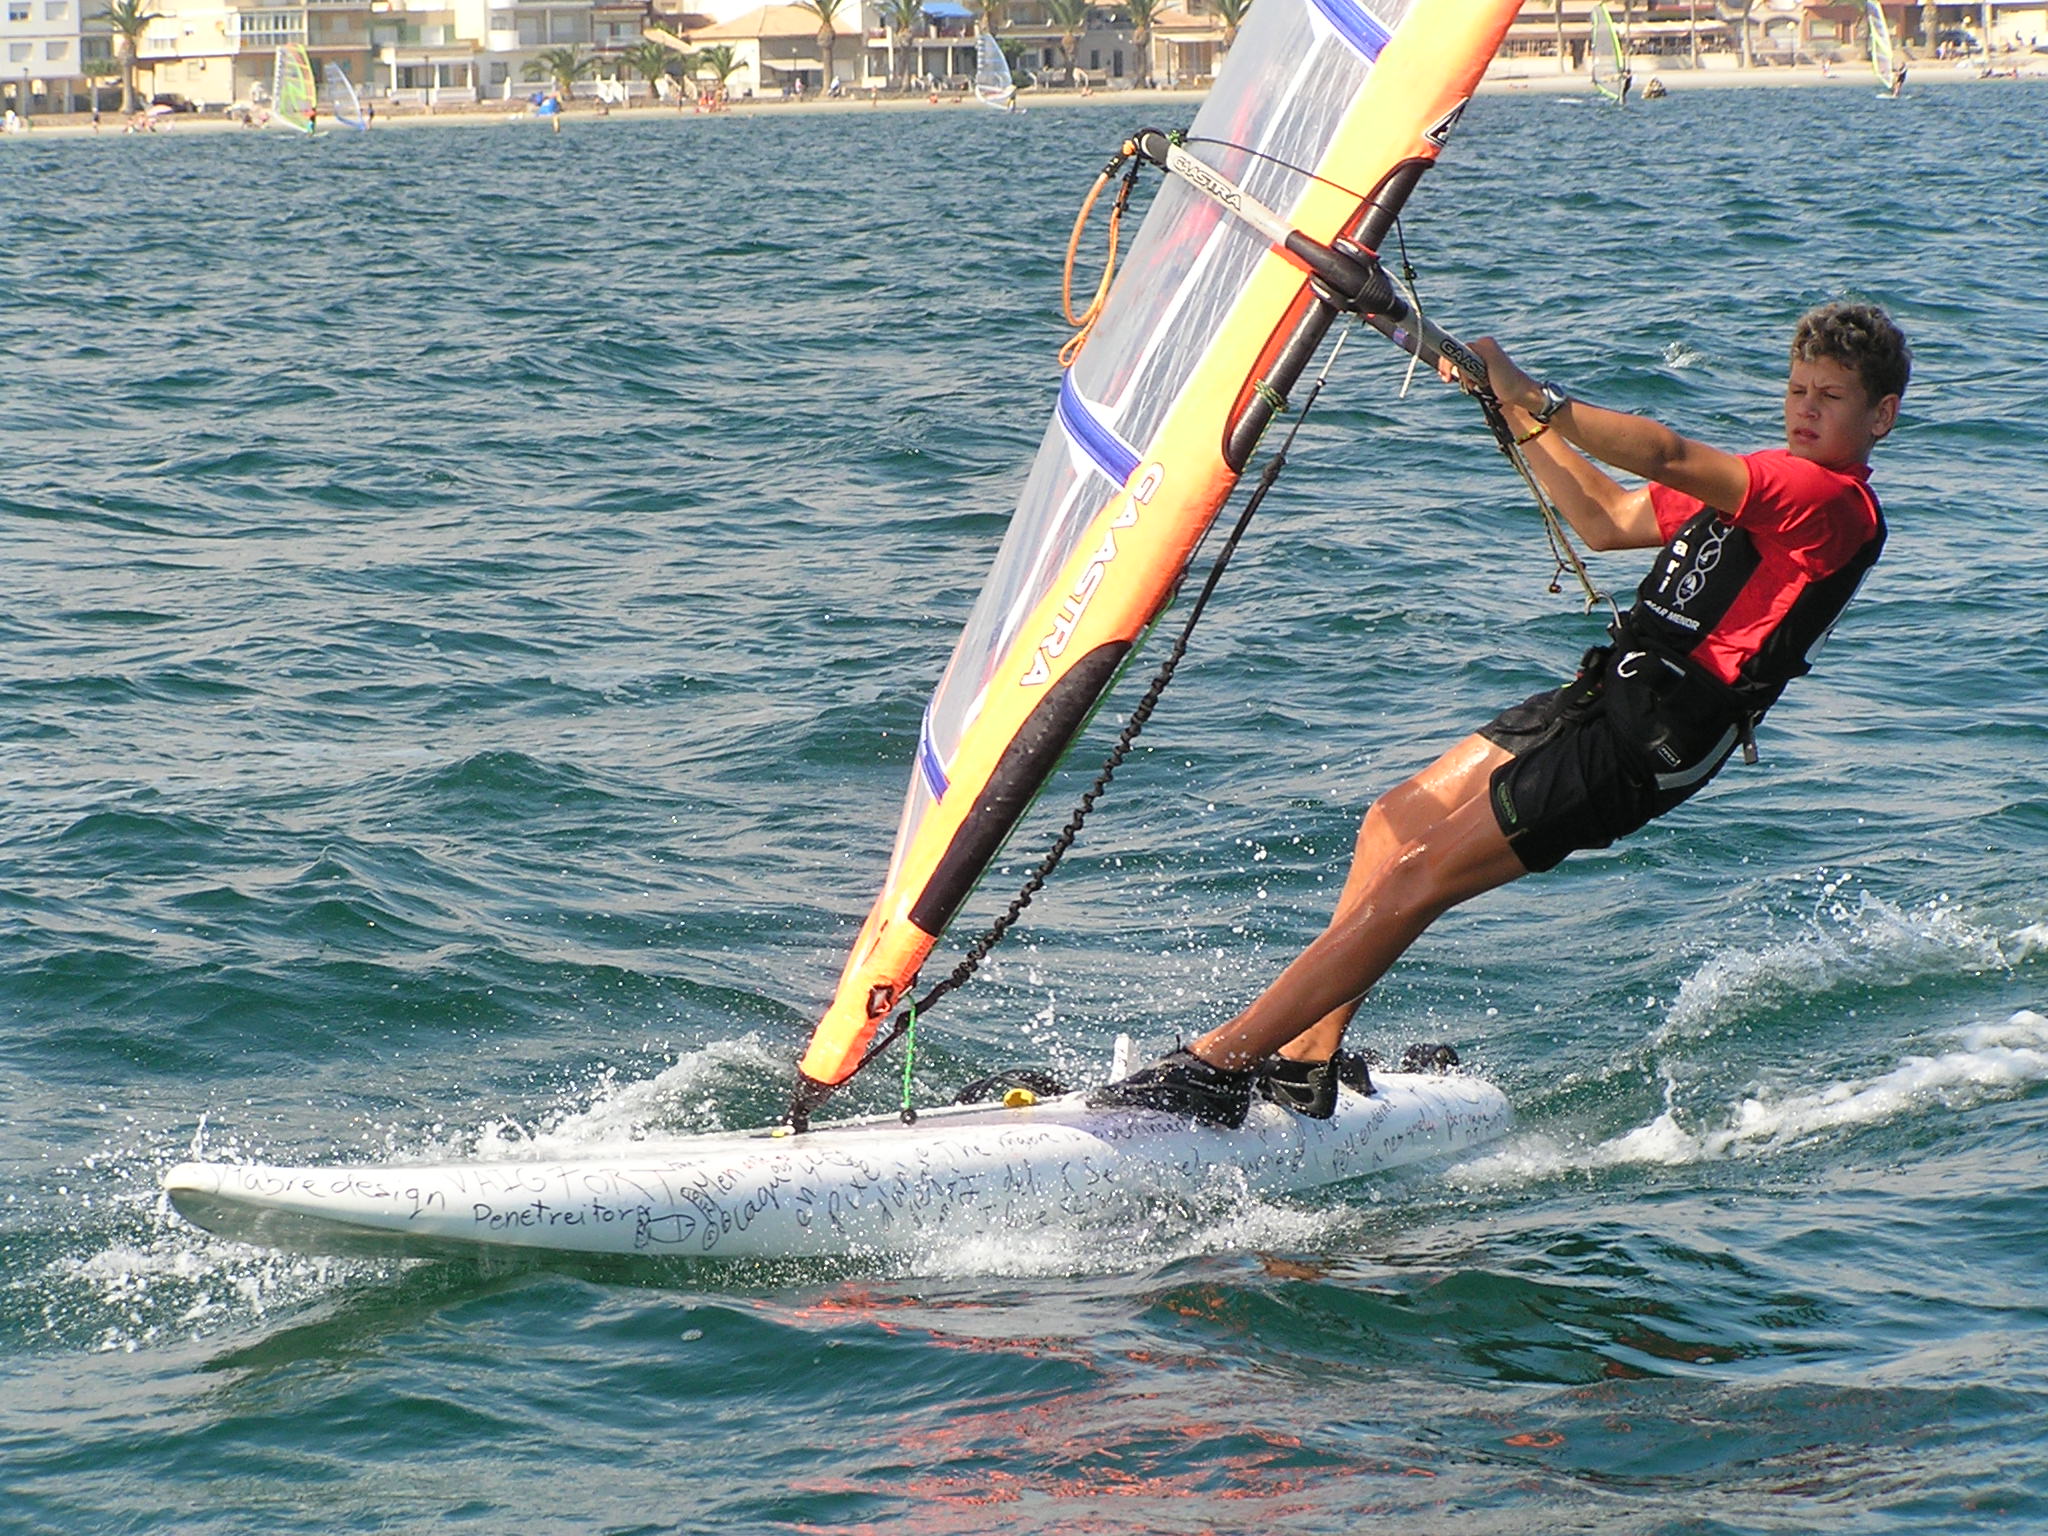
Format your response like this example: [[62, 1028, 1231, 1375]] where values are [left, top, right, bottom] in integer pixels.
[[1791, 302, 1911, 403]]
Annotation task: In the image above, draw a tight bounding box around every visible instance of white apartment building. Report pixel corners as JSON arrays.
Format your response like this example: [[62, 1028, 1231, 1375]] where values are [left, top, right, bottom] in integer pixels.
[[0, 0, 91, 115]]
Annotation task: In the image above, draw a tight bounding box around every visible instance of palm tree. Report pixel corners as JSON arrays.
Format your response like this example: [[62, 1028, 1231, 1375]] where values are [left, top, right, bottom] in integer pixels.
[[795, 0, 851, 91], [525, 45, 596, 100], [694, 41, 743, 96], [878, 0, 925, 87], [1208, 0, 1251, 52], [617, 38, 683, 102], [95, 0, 159, 114], [1552, 0, 1567, 72], [1721, 0, 1756, 65], [1123, 0, 1162, 86], [81, 54, 121, 117], [1047, 0, 1090, 81]]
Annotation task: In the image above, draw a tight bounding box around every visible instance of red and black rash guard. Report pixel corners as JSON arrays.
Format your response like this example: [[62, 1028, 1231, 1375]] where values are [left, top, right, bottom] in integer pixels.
[[1630, 448, 1886, 715]]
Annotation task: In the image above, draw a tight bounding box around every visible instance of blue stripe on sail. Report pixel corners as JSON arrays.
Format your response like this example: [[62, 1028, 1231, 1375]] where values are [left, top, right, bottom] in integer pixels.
[[1057, 372, 1142, 486], [1306, 0, 1393, 60], [917, 705, 949, 801]]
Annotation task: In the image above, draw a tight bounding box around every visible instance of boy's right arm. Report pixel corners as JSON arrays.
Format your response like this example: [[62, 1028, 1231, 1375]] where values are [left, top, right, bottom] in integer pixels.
[[1470, 338, 1747, 549]]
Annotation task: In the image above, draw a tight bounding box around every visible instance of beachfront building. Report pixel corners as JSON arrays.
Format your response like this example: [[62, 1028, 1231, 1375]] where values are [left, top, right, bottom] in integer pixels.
[[92, 0, 381, 111], [863, 0, 1169, 90], [1150, 5, 1226, 83], [1498, 0, 2042, 67], [1499, 0, 1734, 68], [109, 0, 616, 108], [0, 0, 90, 114], [692, 3, 836, 95], [1919, 0, 2046, 51]]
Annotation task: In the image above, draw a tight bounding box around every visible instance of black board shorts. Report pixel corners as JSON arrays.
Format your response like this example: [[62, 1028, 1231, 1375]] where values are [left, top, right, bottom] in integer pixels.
[[1479, 663, 1740, 874]]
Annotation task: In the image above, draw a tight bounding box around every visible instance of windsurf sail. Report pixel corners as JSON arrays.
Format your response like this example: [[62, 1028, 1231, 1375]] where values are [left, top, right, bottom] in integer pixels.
[[791, 0, 1526, 1115], [1588, 2, 1627, 103], [973, 32, 1016, 108], [270, 43, 317, 132], [323, 61, 367, 129], [1865, 0, 1901, 90]]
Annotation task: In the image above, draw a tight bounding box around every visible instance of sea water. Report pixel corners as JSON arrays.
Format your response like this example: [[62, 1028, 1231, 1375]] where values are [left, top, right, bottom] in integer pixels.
[[1, 80, 2044, 1534]]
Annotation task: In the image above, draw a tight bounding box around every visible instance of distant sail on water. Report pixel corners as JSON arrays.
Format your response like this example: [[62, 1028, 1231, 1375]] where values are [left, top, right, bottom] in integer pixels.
[[973, 33, 1016, 108], [796, 0, 1527, 1093], [1588, 2, 1626, 102], [323, 61, 368, 129], [270, 44, 317, 131]]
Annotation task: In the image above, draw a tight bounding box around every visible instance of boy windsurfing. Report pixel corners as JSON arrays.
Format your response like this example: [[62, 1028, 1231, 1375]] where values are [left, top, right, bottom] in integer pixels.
[[1094, 302, 1910, 1125]]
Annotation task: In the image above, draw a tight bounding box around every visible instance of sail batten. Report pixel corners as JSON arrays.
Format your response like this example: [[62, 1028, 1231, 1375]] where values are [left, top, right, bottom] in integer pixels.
[[798, 0, 1524, 1093], [974, 34, 1016, 109], [1865, 0, 1899, 86], [1058, 374, 1144, 483], [1306, 0, 1395, 60]]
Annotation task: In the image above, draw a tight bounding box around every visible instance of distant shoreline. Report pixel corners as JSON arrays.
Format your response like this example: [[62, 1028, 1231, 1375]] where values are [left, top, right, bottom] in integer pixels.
[[10, 58, 2040, 140]]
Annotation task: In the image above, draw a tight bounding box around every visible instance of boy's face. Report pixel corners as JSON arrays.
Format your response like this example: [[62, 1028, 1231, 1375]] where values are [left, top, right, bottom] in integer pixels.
[[1783, 355, 1899, 469]]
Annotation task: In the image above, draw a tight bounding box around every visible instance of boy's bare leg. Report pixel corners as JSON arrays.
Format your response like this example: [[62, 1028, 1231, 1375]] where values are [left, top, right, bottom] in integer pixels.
[[1190, 734, 1525, 1071]]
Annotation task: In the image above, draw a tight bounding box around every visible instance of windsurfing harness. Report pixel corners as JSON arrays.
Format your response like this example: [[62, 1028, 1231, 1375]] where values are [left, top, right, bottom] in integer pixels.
[[1624, 449, 1885, 710], [793, 0, 1528, 1115], [1602, 447, 1884, 778]]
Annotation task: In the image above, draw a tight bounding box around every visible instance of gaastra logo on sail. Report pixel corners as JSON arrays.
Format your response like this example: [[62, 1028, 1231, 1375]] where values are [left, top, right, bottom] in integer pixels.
[[1020, 468, 1160, 687]]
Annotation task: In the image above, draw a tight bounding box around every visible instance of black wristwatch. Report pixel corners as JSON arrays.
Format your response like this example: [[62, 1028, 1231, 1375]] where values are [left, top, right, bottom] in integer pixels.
[[1533, 380, 1572, 422]]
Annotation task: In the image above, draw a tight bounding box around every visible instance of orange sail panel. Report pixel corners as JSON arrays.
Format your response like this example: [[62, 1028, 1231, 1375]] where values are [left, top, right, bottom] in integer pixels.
[[800, 0, 1523, 1088]]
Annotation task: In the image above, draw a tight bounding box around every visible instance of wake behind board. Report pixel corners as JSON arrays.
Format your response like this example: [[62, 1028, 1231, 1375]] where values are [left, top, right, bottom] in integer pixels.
[[164, 1070, 1510, 1261]]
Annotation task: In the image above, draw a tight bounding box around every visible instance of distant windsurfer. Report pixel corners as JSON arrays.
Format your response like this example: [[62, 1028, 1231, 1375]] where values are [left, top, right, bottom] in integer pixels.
[[1093, 303, 1910, 1126]]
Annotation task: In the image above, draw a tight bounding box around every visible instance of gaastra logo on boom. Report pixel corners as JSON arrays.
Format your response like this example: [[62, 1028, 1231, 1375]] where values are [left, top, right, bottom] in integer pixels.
[[1020, 466, 1162, 688]]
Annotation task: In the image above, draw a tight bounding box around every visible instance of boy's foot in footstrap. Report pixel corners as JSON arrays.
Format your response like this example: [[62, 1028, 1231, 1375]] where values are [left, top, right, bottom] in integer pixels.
[[1255, 1048, 1377, 1120], [1086, 1048, 1253, 1129]]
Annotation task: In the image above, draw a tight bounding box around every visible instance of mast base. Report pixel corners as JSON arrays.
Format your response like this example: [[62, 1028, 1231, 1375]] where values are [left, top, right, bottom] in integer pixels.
[[785, 1070, 840, 1135]]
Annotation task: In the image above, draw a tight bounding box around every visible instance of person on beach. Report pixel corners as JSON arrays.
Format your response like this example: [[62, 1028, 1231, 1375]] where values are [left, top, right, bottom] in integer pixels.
[[1092, 303, 1910, 1126]]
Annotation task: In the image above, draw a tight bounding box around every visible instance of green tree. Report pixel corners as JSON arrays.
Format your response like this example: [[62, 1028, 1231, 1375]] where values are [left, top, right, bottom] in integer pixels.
[[795, 0, 851, 89], [1123, 0, 1162, 86], [878, 0, 925, 87], [1046, 0, 1089, 81], [694, 42, 743, 95], [94, 0, 160, 114], [617, 38, 684, 102], [81, 53, 121, 116], [525, 45, 596, 100], [1207, 0, 1251, 50]]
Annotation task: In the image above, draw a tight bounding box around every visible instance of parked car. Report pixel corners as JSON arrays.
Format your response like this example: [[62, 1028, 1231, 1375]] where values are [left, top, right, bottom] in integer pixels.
[[149, 93, 198, 113]]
